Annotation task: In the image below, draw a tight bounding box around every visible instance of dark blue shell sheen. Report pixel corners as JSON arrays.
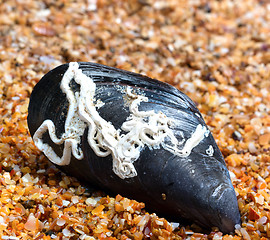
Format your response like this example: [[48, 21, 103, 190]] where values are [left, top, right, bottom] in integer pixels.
[[27, 62, 241, 233]]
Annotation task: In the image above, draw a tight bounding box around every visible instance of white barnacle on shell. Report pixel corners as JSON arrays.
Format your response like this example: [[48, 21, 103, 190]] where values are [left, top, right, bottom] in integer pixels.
[[33, 62, 210, 179], [206, 145, 214, 157]]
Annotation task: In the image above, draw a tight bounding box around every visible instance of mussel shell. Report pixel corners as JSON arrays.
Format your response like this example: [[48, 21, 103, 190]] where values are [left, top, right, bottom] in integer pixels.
[[27, 62, 240, 233]]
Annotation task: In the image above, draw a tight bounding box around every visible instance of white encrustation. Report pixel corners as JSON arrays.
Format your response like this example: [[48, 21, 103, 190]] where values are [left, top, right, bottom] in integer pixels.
[[33, 62, 211, 179], [206, 145, 214, 157]]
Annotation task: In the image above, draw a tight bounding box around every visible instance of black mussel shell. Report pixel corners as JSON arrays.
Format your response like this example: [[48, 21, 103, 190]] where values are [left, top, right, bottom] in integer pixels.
[[27, 62, 240, 233]]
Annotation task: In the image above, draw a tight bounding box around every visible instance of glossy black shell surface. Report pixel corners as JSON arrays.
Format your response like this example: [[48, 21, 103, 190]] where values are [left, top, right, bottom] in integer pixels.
[[27, 62, 241, 233]]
